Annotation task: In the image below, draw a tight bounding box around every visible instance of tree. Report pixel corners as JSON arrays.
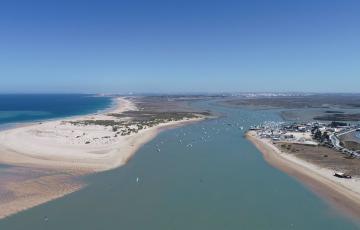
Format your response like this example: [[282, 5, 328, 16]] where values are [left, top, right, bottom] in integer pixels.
[[311, 127, 318, 134], [321, 131, 330, 142], [314, 130, 322, 140]]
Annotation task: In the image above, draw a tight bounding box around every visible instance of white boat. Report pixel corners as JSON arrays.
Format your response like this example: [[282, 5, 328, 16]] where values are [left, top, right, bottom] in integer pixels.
[[333, 172, 351, 179]]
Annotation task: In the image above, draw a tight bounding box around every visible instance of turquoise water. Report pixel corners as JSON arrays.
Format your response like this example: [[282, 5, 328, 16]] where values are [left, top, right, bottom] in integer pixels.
[[0, 100, 359, 229], [0, 164, 10, 169], [0, 94, 113, 128]]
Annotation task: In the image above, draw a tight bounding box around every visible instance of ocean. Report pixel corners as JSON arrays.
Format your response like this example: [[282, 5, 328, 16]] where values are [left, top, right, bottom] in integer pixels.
[[0, 94, 113, 128], [0, 99, 359, 229]]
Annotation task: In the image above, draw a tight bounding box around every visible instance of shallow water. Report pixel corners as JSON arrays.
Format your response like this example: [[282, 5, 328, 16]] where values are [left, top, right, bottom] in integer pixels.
[[0, 164, 11, 169], [278, 107, 360, 123], [1, 100, 359, 229]]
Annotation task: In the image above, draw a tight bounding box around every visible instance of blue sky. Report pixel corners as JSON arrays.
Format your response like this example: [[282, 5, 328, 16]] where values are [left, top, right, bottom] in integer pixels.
[[1, 0, 359, 93]]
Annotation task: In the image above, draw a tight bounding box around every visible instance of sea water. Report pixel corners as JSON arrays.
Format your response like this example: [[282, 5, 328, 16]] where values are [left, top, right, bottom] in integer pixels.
[[0, 94, 113, 128], [0, 99, 359, 230]]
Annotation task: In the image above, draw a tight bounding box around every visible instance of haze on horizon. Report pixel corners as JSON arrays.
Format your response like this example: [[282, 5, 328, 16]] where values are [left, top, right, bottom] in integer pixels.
[[1, 0, 359, 94]]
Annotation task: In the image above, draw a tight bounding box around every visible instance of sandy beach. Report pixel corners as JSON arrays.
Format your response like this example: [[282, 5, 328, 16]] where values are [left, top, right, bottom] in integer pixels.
[[0, 97, 204, 219], [246, 131, 360, 221]]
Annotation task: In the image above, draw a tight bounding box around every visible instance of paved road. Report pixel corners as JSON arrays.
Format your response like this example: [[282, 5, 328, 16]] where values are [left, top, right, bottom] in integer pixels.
[[330, 134, 341, 149], [331, 129, 360, 157]]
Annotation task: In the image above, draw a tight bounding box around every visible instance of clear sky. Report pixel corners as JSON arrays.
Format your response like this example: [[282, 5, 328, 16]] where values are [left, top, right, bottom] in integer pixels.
[[1, 0, 359, 94]]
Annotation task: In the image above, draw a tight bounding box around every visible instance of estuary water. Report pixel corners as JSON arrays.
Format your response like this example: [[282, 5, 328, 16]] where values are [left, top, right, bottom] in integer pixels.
[[0, 100, 359, 229]]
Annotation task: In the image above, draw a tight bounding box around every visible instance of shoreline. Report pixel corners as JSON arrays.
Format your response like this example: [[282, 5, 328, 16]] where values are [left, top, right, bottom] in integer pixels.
[[0, 97, 205, 219], [245, 130, 360, 222]]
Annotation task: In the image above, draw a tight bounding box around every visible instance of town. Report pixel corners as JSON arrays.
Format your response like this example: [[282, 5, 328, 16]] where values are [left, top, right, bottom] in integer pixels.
[[250, 121, 360, 159]]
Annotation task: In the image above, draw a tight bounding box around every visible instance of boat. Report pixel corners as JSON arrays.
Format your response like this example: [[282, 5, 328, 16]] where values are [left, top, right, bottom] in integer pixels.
[[333, 172, 352, 179]]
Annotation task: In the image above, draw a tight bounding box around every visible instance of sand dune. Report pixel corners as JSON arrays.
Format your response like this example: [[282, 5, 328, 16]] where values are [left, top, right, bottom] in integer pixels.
[[0, 97, 203, 218], [0, 97, 200, 171]]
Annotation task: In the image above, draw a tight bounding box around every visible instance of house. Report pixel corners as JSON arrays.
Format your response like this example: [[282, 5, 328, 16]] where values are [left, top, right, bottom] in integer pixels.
[[297, 126, 306, 132], [283, 134, 294, 139]]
